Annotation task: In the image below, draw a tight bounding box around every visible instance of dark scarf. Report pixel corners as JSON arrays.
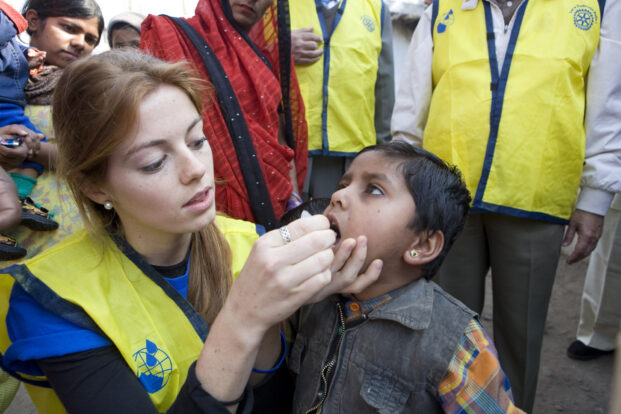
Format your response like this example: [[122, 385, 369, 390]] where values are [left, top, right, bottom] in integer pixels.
[[24, 65, 62, 105]]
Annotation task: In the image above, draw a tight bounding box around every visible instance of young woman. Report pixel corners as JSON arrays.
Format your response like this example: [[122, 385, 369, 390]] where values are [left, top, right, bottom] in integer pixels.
[[23, 0, 103, 69], [0, 51, 378, 413]]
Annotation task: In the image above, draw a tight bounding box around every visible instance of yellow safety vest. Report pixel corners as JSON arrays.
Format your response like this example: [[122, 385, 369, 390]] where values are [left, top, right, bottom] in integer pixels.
[[425, 0, 600, 222], [0, 215, 258, 413], [291, 0, 384, 155]]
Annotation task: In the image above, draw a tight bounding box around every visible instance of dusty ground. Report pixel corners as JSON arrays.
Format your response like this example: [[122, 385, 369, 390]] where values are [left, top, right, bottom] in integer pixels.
[[4, 248, 615, 413]]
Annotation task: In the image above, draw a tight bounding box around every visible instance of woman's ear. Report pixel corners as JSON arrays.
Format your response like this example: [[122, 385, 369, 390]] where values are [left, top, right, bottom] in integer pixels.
[[403, 230, 445, 266], [25, 9, 42, 34], [78, 174, 111, 207]]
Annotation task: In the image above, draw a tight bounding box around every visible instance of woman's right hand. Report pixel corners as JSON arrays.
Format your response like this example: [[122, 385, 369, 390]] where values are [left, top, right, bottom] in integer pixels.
[[224, 214, 336, 336], [193, 216, 335, 406]]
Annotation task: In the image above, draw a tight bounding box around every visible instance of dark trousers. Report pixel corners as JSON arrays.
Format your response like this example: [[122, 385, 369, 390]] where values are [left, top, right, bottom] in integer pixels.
[[436, 213, 565, 413]]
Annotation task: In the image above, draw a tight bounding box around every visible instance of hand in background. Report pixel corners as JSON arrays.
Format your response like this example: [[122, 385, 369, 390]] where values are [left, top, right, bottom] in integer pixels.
[[0, 125, 31, 170], [563, 209, 604, 264], [291, 28, 323, 65], [0, 124, 43, 162]]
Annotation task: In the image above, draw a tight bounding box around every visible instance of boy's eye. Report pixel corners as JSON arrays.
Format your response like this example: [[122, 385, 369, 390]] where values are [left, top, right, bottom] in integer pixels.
[[141, 156, 167, 173], [189, 137, 207, 150], [367, 184, 384, 196]]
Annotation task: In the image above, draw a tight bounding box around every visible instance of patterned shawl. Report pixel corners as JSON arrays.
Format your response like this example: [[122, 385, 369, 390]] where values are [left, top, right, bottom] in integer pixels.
[[141, 0, 307, 228]]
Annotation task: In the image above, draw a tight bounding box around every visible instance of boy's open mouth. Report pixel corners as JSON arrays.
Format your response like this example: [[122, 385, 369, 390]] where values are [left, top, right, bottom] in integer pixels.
[[329, 217, 341, 246]]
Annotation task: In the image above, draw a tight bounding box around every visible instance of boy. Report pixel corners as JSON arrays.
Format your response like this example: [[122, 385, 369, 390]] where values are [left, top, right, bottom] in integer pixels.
[[287, 141, 522, 413], [107, 12, 144, 50]]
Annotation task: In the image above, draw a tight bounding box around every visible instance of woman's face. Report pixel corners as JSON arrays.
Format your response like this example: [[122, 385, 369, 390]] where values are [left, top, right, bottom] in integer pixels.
[[26, 11, 99, 68], [93, 85, 216, 248], [229, 0, 273, 32]]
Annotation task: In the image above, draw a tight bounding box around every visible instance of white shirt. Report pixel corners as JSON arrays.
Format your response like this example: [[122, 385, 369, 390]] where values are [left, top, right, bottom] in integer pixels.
[[391, 0, 621, 217]]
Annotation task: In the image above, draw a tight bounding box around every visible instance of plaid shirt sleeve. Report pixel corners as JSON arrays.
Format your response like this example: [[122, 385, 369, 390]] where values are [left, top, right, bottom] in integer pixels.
[[438, 319, 525, 413]]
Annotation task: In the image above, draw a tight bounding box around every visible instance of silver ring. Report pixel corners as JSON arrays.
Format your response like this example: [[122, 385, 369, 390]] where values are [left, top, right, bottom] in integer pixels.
[[279, 226, 292, 244]]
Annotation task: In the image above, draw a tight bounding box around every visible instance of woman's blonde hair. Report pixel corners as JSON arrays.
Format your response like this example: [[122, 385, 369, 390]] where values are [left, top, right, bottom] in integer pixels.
[[53, 50, 232, 324]]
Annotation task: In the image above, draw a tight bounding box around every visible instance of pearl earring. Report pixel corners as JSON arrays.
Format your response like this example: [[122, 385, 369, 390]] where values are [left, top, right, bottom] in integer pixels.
[[104, 201, 113, 210], [410, 249, 418, 258]]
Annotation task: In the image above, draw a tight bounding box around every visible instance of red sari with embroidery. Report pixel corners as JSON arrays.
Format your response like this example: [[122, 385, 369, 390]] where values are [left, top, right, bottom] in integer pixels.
[[141, 0, 307, 227]]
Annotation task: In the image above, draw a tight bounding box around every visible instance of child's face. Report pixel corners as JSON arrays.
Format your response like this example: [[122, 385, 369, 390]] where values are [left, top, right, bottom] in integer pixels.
[[324, 151, 417, 271], [110, 26, 141, 50], [27, 14, 99, 68]]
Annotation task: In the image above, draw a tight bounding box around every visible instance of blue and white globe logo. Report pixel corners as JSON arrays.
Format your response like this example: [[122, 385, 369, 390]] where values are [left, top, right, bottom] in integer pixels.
[[133, 339, 173, 393], [437, 9, 455, 34]]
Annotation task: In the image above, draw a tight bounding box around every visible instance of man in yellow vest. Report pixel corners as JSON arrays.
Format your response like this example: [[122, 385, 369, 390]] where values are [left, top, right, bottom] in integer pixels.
[[290, 0, 395, 199], [391, 0, 621, 411]]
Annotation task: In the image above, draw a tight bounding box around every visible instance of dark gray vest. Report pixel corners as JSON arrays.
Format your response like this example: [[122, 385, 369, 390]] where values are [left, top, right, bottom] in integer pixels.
[[289, 279, 475, 413]]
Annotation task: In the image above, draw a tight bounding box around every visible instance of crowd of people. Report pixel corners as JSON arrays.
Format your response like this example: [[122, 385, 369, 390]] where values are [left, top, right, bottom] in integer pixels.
[[0, 0, 619, 413]]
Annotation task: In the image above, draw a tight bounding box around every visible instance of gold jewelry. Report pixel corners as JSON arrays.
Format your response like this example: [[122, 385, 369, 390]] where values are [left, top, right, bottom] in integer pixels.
[[410, 249, 418, 258]]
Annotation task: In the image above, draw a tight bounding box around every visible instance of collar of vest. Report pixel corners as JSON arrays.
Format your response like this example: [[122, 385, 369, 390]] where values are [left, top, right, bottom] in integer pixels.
[[346, 279, 436, 330]]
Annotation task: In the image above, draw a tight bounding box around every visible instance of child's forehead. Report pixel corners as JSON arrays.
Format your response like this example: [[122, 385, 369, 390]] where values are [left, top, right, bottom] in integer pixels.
[[348, 151, 403, 177]]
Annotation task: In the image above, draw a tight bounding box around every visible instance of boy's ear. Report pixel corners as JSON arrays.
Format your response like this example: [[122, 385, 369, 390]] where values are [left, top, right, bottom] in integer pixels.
[[402, 230, 444, 266]]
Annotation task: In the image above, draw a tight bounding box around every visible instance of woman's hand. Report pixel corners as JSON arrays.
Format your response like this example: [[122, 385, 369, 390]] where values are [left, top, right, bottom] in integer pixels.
[[194, 215, 336, 406], [224, 214, 336, 336]]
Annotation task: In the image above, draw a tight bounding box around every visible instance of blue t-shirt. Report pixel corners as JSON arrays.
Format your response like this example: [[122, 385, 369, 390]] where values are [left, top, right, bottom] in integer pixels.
[[3, 273, 188, 376]]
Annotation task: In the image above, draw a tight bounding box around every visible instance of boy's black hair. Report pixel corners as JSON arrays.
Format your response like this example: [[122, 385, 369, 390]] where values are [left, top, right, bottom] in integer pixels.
[[279, 198, 331, 226], [357, 141, 471, 280], [22, 0, 105, 46]]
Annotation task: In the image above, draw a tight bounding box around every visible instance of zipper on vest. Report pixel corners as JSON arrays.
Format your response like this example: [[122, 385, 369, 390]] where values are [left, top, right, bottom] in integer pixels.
[[304, 302, 347, 414]]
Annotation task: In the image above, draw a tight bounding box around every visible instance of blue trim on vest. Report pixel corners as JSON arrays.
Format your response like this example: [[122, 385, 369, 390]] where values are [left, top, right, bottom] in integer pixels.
[[472, 0, 531, 215], [470, 202, 569, 225], [431, 0, 440, 38], [111, 235, 211, 342], [4, 264, 106, 337], [308, 149, 358, 157], [315, 0, 348, 155], [598, 0, 606, 19]]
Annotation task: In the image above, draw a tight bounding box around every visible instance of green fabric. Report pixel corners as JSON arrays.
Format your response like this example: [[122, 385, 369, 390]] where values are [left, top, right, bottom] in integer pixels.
[[8, 173, 36, 199], [0, 368, 19, 412]]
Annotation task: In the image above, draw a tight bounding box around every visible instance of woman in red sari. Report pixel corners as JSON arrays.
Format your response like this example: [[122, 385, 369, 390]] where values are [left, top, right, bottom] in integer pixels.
[[141, 0, 307, 230]]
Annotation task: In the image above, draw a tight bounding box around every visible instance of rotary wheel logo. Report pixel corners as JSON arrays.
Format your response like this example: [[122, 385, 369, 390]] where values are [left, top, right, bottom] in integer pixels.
[[571, 5, 597, 31], [361, 15, 376, 32]]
